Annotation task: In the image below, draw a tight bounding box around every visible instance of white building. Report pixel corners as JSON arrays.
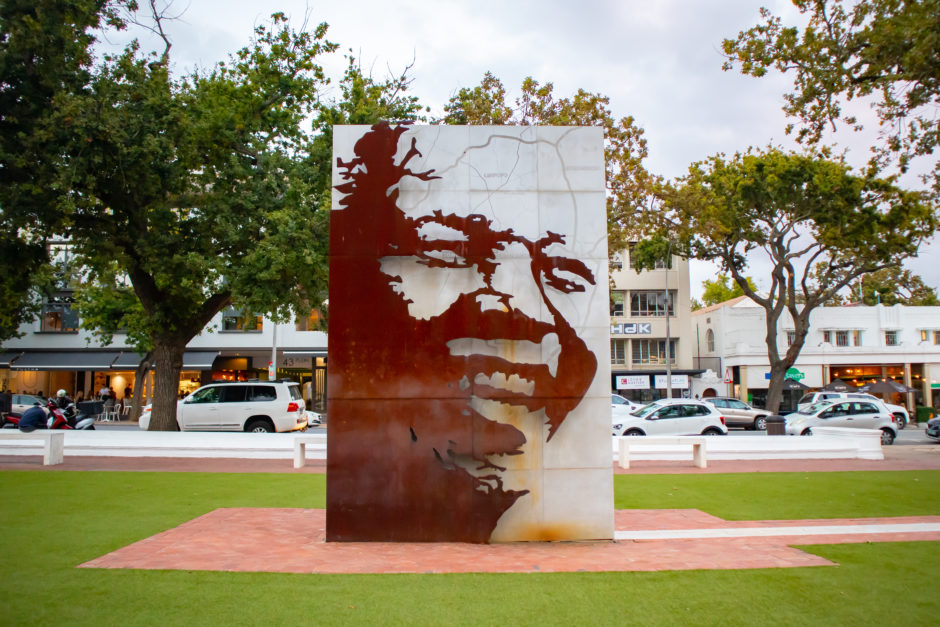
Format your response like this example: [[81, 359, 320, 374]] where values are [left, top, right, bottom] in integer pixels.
[[692, 296, 940, 411], [608, 246, 697, 403]]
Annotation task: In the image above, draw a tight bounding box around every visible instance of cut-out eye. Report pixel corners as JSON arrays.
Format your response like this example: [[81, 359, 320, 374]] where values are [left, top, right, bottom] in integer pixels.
[[416, 240, 470, 268], [541, 257, 596, 293]]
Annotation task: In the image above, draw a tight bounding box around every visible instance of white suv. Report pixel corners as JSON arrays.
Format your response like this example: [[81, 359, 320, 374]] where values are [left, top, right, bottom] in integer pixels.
[[139, 380, 308, 432], [797, 391, 909, 428]]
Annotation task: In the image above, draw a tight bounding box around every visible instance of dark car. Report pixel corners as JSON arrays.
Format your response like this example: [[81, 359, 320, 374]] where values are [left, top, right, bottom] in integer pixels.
[[927, 417, 940, 442]]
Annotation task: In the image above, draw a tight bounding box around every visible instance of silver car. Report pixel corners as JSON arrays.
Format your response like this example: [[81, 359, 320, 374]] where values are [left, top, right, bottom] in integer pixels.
[[703, 397, 769, 430], [612, 398, 728, 437], [785, 399, 898, 445]]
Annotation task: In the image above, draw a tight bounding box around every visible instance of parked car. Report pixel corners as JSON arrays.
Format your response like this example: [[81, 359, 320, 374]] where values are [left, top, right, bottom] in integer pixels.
[[702, 397, 769, 430], [3, 394, 50, 422], [785, 399, 898, 444], [797, 391, 910, 428], [612, 398, 728, 437], [138, 380, 307, 432], [926, 417, 940, 442], [612, 393, 644, 413]]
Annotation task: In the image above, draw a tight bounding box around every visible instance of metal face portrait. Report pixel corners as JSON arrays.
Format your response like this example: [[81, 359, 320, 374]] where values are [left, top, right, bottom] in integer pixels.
[[327, 123, 613, 543]]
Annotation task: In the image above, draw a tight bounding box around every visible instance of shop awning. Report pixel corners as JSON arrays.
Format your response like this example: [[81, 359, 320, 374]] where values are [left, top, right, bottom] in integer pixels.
[[10, 351, 121, 370], [111, 352, 149, 369], [0, 351, 22, 367], [182, 351, 219, 369]]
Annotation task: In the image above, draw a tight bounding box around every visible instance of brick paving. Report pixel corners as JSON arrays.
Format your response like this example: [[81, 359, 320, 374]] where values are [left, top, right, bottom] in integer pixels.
[[78, 508, 940, 574]]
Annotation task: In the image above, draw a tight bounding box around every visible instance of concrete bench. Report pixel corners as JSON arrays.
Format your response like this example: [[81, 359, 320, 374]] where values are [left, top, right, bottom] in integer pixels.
[[618, 435, 707, 469], [0, 430, 65, 465], [294, 433, 325, 468]]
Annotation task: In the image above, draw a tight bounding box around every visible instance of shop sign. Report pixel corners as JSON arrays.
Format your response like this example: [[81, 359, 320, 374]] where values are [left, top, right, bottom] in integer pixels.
[[654, 374, 689, 389], [281, 356, 313, 369], [616, 375, 650, 390], [764, 367, 805, 381], [610, 323, 652, 335]]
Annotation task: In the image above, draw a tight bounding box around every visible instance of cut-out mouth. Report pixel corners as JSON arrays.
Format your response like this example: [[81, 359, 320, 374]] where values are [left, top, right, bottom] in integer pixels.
[[446, 333, 561, 377]]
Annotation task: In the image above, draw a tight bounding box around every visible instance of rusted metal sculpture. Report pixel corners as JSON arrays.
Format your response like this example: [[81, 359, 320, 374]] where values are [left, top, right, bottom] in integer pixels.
[[327, 122, 608, 543]]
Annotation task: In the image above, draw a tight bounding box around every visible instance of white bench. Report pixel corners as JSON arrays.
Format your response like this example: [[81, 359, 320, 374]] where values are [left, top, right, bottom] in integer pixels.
[[0, 430, 65, 465], [293, 433, 324, 468], [618, 436, 707, 469]]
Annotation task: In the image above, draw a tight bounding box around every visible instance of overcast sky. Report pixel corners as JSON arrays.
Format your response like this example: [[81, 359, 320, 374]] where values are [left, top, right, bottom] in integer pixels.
[[109, 0, 939, 298]]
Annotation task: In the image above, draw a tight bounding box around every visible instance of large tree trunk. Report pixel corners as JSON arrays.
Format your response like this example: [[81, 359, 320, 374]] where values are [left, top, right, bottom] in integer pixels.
[[148, 342, 185, 431]]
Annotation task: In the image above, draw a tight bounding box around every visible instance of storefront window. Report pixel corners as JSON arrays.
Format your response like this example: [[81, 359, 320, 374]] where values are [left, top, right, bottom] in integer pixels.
[[39, 295, 78, 332]]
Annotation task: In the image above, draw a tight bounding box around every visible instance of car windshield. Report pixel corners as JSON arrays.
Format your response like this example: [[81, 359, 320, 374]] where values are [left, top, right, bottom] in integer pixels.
[[632, 402, 664, 418], [798, 401, 834, 415], [797, 394, 815, 405]]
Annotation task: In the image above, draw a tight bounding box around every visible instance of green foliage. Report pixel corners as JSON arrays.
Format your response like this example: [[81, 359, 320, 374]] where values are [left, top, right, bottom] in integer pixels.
[[0, 0, 132, 342], [650, 147, 936, 411], [3, 4, 341, 428], [699, 274, 758, 307], [723, 0, 940, 188], [859, 265, 939, 305], [441, 73, 652, 253]]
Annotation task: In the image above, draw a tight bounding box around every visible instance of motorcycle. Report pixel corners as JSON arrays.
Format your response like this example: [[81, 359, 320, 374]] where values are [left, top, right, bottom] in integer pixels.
[[3, 398, 95, 430]]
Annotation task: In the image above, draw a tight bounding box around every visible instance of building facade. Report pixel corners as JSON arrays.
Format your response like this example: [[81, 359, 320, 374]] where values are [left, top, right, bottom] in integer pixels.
[[608, 246, 697, 402], [0, 301, 328, 411], [692, 297, 940, 411]]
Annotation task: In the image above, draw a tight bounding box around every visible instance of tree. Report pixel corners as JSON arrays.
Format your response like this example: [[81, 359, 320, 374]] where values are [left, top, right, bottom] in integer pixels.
[[0, 0, 130, 340], [648, 148, 936, 413], [6, 4, 339, 430], [722, 0, 940, 189], [699, 274, 759, 308], [441, 74, 652, 253], [858, 265, 939, 305]]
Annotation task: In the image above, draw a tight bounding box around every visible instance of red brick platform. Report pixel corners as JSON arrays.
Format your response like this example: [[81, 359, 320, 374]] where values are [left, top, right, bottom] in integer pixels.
[[79, 508, 940, 574]]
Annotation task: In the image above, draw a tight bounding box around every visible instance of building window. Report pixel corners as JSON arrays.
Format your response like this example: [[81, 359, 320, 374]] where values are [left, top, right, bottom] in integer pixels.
[[630, 290, 675, 317], [632, 339, 676, 365], [611, 339, 627, 365], [835, 330, 849, 347], [610, 258, 623, 272], [610, 291, 625, 317], [786, 331, 796, 346], [822, 330, 832, 344], [934, 331, 940, 345], [884, 330, 899, 346], [705, 328, 715, 352], [221, 308, 262, 332], [39, 295, 78, 333], [628, 243, 672, 271], [295, 309, 323, 331], [853, 330, 862, 346], [922, 329, 929, 342]]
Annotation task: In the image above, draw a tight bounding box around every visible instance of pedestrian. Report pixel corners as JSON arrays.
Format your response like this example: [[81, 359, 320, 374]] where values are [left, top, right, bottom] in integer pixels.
[[18, 402, 47, 432]]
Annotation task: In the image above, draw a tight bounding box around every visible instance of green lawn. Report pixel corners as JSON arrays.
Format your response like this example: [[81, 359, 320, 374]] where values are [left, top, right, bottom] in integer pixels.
[[1, 470, 937, 625]]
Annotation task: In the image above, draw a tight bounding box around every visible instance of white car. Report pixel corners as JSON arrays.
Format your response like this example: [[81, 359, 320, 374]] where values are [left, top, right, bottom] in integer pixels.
[[139, 380, 307, 432], [612, 398, 728, 437], [785, 399, 898, 445], [797, 391, 909, 428]]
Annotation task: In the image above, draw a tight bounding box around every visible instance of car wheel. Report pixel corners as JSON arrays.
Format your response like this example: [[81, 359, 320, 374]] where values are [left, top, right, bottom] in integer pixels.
[[701, 427, 723, 436], [246, 419, 274, 433], [753, 416, 768, 431], [880, 428, 895, 445], [801, 428, 812, 436], [624, 429, 645, 436], [894, 413, 907, 430]]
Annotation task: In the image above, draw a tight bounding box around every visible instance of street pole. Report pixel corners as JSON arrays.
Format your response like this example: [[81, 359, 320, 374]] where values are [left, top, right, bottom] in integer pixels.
[[270, 322, 277, 381], [665, 243, 672, 400]]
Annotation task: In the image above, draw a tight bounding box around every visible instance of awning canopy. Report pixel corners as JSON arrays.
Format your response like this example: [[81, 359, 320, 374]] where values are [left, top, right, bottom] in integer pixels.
[[0, 351, 22, 367], [112, 352, 149, 369], [10, 351, 121, 370], [183, 351, 219, 369]]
